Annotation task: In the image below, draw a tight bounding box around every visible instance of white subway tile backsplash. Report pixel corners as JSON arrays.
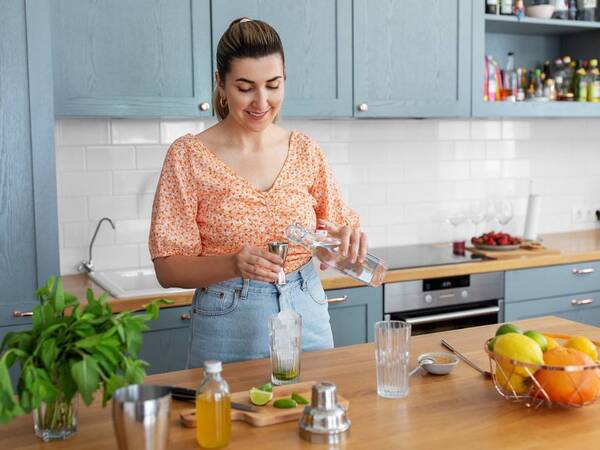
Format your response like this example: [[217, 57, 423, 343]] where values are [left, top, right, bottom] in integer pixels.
[[55, 118, 600, 275], [160, 120, 206, 144], [86, 146, 136, 170], [113, 171, 160, 195], [56, 119, 110, 145], [88, 195, 139, 220], [60, 171, 112, 197], [57, 196, 87, 222], [56, 146, 86, 171], [111, 119, 160, 144], [136, 145, 169, 169]]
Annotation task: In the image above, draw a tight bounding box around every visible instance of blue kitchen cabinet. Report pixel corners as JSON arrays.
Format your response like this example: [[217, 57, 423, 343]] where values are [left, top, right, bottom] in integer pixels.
[[211, 0, 352, 117], [353, 0, 472, 117], [0, 1, 59, 327], [505, 262, 600, 326], [326, 286, 383, 347], [138, 306, 192, 375], [51, 0, 213, 118]]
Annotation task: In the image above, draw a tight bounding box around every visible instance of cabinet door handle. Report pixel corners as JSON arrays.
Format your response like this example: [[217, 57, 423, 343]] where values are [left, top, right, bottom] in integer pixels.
[[357, 103, 368, 112], [571, 298, 593, 306], [572, 268, 595, 275], [13, 310, 33, 317], [199, 102, 210, 111], [327, 296, 348, 304], [180, 313, 191, 320]]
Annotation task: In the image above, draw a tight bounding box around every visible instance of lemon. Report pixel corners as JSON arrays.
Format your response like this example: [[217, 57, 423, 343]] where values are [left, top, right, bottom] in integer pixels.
[[495, 366, 531, 394], [495, 323, 523, 337], [545, 336, 560, 351], [565, 336, 598, 361], [493, 333, 544, 377], [523, 330, 548, 352], [249, 387, 273, 406]]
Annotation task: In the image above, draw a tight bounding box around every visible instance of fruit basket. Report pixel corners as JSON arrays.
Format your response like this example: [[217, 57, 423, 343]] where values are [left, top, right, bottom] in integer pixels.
[[486, 333, 600, 409]]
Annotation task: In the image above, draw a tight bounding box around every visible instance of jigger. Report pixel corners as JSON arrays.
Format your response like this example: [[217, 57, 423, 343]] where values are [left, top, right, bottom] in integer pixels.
[[268, 241, 288, 285]]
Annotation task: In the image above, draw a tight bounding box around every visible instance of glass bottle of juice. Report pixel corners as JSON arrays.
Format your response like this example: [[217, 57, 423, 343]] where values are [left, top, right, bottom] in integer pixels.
[[196, 360, 231, 449]]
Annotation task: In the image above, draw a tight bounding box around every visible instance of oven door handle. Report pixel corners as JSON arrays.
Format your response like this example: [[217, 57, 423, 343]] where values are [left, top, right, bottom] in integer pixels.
[[403, 306, 500, 325]]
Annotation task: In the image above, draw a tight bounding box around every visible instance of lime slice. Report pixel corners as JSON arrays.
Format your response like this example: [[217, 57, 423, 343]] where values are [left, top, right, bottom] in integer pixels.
[[249, 387, 273, 406], [273, 398, 297, 409], [258, 383, 273, 393], [291, 392, 309, 405]]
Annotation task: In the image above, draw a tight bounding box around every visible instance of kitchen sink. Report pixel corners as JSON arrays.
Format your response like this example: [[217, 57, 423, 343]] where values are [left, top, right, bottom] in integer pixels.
[[88, 267, 194, 299]]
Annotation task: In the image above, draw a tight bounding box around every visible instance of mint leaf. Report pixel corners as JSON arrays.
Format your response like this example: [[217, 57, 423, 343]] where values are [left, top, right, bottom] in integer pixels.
[[40, 338, 59, 370], [71, 356, 99, 406]]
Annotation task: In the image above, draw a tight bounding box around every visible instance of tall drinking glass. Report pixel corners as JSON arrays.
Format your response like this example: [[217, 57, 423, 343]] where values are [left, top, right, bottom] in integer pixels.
[[374, 320, 411, 398], [268, 310, 302, 385]]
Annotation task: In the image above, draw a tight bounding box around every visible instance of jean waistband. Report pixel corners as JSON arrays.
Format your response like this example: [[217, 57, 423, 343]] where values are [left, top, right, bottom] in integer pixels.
[[204, 260, 318, 298]]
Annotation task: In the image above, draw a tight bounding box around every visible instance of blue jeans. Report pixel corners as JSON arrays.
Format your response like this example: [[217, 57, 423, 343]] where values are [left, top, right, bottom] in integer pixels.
[[187, 260, 334, 368]]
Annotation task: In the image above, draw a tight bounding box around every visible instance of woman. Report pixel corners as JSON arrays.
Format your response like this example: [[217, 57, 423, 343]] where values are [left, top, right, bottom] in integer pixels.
[[149, 18, 367, 368]]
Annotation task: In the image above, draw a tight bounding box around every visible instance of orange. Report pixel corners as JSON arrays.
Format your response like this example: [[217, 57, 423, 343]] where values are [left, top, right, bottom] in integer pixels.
[[533, 347, 600, 406]]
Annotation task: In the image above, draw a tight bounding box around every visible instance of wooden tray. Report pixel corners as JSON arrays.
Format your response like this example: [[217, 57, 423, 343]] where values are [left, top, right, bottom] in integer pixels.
[[180, 381, 349, 428], [467, 245, 560, 260]]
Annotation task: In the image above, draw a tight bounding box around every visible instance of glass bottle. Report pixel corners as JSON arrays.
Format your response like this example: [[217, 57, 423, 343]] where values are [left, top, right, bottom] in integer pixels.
[[574, 66, 588, 102], [576, 0, 597, 21], [196, 360, 231, 449], [587, 59, 600, 102], [500, 0, 514, 15], [284, 223, 386, 287], [503, 52, 518, 102], [486, 0, 498, 14], [568, 0, 578, 19]]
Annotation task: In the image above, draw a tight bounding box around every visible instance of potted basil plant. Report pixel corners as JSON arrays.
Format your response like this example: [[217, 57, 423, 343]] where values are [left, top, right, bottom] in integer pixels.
[[0, 276, 171, 441]]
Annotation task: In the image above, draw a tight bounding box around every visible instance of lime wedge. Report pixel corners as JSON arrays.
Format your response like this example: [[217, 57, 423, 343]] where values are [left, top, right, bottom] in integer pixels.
[[273, 398, 297, 409], [258, 383, 273, 393], [249, 387, 273, 406], [291, 392, 309, 405]]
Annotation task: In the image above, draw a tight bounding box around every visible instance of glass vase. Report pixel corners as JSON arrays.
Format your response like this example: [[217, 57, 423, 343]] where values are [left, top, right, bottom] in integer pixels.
[[33, 393, 78, 441]]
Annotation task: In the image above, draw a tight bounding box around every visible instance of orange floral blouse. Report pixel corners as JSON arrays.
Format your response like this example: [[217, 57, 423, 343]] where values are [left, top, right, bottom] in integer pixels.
[[148, 131, 359, 273]]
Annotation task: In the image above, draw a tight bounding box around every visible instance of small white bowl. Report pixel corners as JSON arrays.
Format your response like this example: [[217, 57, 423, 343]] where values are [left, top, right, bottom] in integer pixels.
[[527, 4, 555, 19], [417, 352, 460, 375]]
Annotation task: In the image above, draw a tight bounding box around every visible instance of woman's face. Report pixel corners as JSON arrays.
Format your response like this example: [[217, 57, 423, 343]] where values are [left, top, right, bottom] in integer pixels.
[[219, 54, 285, 132]]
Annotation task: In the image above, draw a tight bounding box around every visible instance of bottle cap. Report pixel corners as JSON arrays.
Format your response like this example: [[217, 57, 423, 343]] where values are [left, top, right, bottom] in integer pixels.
[[204, 360, 222, 373]]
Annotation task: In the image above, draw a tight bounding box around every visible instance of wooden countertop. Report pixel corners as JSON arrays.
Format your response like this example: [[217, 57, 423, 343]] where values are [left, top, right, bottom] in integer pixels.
[[63, 229, 600, 311], [3, 316, 600, 449]]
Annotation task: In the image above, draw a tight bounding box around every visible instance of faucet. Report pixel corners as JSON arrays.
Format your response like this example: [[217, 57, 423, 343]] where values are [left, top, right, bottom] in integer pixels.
[[78, 217, 116, 273]]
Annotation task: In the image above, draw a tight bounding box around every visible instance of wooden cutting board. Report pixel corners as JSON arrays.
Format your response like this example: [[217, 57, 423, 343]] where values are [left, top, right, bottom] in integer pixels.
[[180, 381, 349, 428], [467, 245, 561, 260]]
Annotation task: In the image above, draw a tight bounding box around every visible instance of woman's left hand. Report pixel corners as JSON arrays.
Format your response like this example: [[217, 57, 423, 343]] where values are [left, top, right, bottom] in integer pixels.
[[317, 219, 368, 270]]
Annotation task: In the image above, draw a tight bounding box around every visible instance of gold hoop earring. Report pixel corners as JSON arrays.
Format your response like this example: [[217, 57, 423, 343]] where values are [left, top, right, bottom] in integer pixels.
[[219, 96, 227, 108]]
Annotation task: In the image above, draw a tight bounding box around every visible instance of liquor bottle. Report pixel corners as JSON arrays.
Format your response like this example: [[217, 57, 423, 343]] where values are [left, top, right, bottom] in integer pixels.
[[568, 0, 578, 19], [285, 223, 386, 287], [503, 52, 518, 102], [587, 59, 600, 102], [574, 66, 588, 102], [196, 361, 231, 449], [486, 0, 499, 14]]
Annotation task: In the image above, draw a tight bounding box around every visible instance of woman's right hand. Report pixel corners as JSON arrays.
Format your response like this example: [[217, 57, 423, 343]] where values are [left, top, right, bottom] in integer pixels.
[[232, 245, 283, 282]]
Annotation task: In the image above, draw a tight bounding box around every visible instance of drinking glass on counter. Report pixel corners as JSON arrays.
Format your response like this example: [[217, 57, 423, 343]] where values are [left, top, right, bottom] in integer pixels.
[[268, 309, 302, 385], [374, 320, 411, 398]]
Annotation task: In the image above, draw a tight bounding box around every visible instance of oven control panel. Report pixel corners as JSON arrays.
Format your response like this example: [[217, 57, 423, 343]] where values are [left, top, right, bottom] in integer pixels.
[[384, 272, 504, 313]]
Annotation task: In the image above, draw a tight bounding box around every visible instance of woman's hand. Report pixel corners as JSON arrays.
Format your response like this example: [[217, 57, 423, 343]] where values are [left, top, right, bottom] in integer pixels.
[[233, 245, 283, 282], [317, 219, 368, 270]]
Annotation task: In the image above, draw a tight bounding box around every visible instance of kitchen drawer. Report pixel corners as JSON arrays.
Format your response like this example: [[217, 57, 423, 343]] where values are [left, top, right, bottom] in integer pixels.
[[505, 290, 600, 327], [327, 286, 383, 347], [505, 261, 600, 302], [0, 302, 39, 328]]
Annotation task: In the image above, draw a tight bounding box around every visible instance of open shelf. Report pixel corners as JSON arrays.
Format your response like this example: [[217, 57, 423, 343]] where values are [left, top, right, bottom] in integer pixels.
[[485, 14, 600, 35], [475, 100, 600, 118]]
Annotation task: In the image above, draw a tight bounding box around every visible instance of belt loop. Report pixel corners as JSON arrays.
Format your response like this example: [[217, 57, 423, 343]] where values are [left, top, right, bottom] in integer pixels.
[[240, 278, 249, 300]]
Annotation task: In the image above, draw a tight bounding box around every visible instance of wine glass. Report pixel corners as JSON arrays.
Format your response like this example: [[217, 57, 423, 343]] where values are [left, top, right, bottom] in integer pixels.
[[495, 199, 513, 227], [446, 204, 468, 254], [468, 200, 487, 237]]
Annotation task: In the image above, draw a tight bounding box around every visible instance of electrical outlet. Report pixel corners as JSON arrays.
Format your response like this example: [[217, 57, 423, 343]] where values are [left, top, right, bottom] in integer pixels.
[[572, 206, 598, 224]]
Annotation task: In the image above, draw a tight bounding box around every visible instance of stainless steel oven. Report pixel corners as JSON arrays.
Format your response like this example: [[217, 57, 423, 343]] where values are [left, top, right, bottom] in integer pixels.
[[384, 272, 504, 335]]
